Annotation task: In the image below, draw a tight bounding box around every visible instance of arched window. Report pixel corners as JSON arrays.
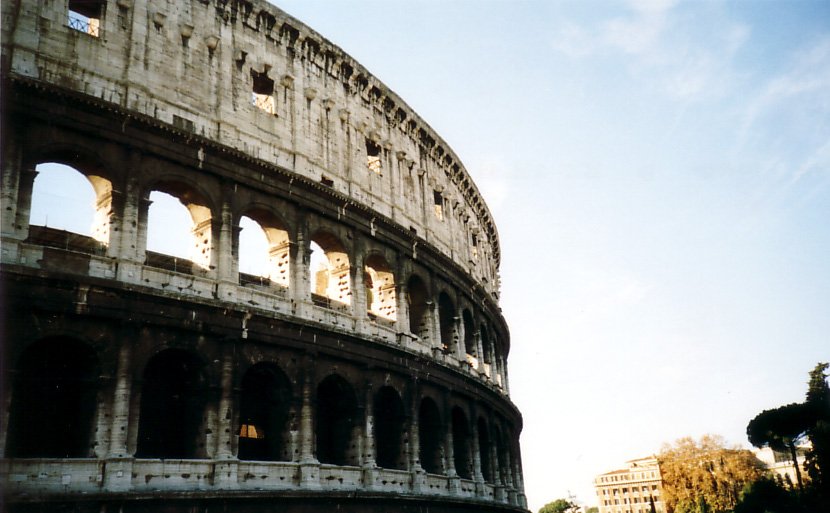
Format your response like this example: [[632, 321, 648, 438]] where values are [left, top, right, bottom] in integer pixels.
[[478, 417, 493, 483], [136, 349, 206, 459], [238, 363, 293, 461], [6, 337, 99, 458], [374, 386, 406, 470], [406, 275, 428, 338], [316, 375, 359, 466], [29, 162, 112, 252], [238, 211, 290, 288], [364, 254, 396, 320], [418, 397, 443, 475], [309, 232, 350, 306], [438, 292, 457, 354], [145, 183, 212, 273], [463, 310, 477, 367], [452, 407, 472, 479]]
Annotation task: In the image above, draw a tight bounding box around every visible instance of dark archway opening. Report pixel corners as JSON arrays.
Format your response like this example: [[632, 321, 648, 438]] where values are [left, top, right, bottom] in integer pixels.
[[478, 417, 493, 482], [7, 337, 100, 458], [452, 407, 472, 479], [419, 397, 444, 474], [407, 275, 428, 337], [238, 363, 293, 461], [438, 292, 456, 354], [374, 386, 406, 470], [316, 375, 359, 466], [136, 349, 206, 459]]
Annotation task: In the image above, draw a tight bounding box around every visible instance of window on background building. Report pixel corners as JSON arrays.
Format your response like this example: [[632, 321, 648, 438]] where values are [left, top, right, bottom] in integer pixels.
[[68, 0, 103, 37]]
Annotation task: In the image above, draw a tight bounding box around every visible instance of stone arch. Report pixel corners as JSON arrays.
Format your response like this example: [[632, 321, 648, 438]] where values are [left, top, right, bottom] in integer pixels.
[[135, 348, 208, 459], [316, 374, 359, 466], [144, 179, 216, 272], [374, 385, 407, 470], [364, 253, 396, 321], [406, 274, 429, 338], [418, 396, 444, 475], [27, 157, 114, 250], [451, 406, 472, 479], [6, 336, 100, 458], [237, 362, 293, 461], [438, 292, 457, 354], [238, 207, 291, 288], [477, 416, 493, 483], [309, 231, 351, 305]]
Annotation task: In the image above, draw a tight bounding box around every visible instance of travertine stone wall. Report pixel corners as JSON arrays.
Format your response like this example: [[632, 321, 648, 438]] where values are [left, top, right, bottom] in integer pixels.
[[5, 0, 501, 298]]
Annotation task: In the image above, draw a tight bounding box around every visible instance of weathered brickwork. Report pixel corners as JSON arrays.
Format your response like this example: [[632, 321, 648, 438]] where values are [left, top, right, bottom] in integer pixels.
[[0, 1, 527, 512]]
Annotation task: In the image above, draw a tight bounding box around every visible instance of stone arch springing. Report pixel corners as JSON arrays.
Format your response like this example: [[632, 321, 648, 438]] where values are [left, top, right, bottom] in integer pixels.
[[477, 417, 493, 483], [452, 406, 472, 479], [28, 162, 112, 251], [364, 254, 396, 320], [406, 274, 429, 338], [309, 231, 351, 305], [418, 397, 444, 475], [238, 208, 290, 288], [438, 292, 457, 354], [135, 348, 207, 459], [316, 374, 359, 466], [145, 181, 214, 272], [237, 363, 293, 461], [374, 386, 407, 470], [6, 337, 100, 458], [463, 309, 477, 365]]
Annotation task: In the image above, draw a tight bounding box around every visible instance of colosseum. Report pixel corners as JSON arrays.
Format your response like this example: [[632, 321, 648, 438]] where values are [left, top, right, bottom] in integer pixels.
[[0, 1, 527, 512]]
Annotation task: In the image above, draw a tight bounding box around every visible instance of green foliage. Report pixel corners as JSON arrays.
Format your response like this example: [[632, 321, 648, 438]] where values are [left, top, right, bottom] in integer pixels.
[[804, 362, 830, 491], [538, 498, 579, 513], [585, 507, 599, 513], [733, 477, 793, 513], [740, 362, 830, 511]]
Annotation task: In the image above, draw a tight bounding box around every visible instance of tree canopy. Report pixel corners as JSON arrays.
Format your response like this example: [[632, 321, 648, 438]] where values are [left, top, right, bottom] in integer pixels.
[[538, 498, 579, 513], [746, 402, 812, 489], [658, 435, 764, 513]]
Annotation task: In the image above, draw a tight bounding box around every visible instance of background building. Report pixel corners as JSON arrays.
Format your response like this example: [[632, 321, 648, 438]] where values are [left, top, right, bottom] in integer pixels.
[[0, 0, 527, 512], [594, 457, 665, 513]]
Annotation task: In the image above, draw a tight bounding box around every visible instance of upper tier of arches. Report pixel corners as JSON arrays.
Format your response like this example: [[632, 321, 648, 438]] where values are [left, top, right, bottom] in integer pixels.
[[6, 0, 502, 298]]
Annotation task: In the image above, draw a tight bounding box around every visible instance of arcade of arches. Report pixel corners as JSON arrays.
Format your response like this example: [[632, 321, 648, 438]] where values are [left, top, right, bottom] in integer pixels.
[[3, 335, 523, 495], [19, 162, 509, 387]]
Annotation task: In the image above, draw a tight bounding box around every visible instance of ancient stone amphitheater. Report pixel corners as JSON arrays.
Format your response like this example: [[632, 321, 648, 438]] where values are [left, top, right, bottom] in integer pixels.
[[0, 1, 527, 512]]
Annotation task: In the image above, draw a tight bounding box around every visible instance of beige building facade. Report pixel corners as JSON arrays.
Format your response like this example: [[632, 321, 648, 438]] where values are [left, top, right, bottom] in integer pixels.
[[594, 457, 665, 513]]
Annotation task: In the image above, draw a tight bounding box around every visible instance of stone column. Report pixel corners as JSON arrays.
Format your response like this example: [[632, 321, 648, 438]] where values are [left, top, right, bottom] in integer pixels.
[[11, 166, 37, 241], [476, 331, 486, 374], [444, 394, 460, 495], [214, 340, 239, 489], [471, 412, 485, 497], [408, 380, 425, 493], [215, 194, 239, 300], [104, 324, 136, 491], [492, 437, 505, 501], [361, 381, 377, 490], [394, 278, 410, 343], [0, 137, 22, 240], [298, 356, 320, 488], [291, 214, 310, 313]]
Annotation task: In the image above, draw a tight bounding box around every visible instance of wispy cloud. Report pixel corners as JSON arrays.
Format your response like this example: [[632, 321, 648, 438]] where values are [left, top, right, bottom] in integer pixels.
[[549, 1, 749, 101]]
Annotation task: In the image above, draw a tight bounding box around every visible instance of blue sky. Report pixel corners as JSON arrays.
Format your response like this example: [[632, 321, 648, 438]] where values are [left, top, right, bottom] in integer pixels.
[[31, 0, 830, 509], [272, 0, 830, 508]]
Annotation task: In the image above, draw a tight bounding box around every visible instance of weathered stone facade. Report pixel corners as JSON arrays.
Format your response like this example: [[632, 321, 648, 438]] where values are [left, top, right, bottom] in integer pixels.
[[0, 1, 527, 512]]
